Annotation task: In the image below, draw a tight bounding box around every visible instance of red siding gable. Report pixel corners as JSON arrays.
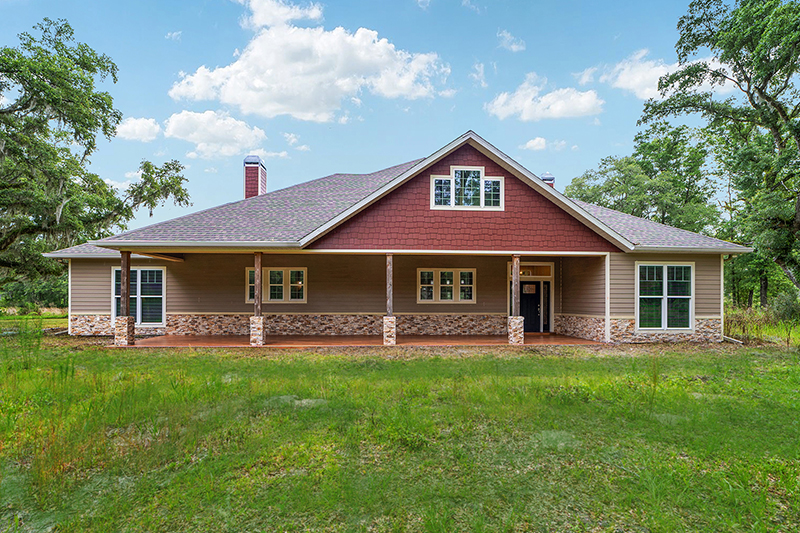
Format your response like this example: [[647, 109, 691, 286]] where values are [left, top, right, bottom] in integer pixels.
[[309, 145, 620, 252]]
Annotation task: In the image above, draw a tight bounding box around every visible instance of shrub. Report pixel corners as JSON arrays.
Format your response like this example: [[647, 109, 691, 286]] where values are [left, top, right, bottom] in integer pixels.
[[770, 292, 800, 346]]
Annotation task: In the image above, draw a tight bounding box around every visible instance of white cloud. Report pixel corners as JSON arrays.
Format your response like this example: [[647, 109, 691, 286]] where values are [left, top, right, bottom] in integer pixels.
[[438, 88, 457, 98], [417, 0, 431, 8], [283, 132, 299, 145], [170, 0, 449, 122], [165, 31, 182, 41], [237, 0, 323, 29], [520, 137, 546, 151], [551, 140, 567, 151], [205, 167, 218, 173], [350, 96, 362, 107], [595, 49, 735, 100], [575, 66, 597, 85], [296, 144, 310, 151], [462, 0, 480, 13], [571, 145, 579, 151], [497, 30, 525, 53], [485, 73, 604, 121], [124, 170, 143, 179], [116, 117, 161, 142], [470, 62, 487, 88], [251, 148, 288, 159], [163, 110, 267, 159], [104, 178, 133, 191]]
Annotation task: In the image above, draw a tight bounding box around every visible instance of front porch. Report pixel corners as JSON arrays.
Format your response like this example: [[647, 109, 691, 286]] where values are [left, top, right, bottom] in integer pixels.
[[127, 332, 602, 348]]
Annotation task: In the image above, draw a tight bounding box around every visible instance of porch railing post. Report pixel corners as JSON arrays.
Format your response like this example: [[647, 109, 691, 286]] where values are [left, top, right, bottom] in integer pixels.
[[114, 251, 135, 346]]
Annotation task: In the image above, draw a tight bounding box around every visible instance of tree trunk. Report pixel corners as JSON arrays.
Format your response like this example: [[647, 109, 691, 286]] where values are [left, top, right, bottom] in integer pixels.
[[760, 274, 768, 308], [747, 288, 754, 309]]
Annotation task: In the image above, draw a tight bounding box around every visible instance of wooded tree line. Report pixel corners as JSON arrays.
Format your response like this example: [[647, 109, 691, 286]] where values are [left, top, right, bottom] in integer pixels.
[[566, 0, 800, 310]]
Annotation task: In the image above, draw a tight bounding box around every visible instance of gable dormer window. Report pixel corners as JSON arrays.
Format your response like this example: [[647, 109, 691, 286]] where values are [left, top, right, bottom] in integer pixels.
[[430, 166, 504, 210]]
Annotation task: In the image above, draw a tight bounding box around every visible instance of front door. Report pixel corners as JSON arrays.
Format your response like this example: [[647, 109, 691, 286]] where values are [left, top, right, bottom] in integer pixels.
[[511, 280, 550, 333], [520, 281, 541, 332]]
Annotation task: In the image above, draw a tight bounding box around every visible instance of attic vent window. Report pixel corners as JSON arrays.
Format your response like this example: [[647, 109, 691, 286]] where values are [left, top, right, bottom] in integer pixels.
[[430, 166, 504, 211]]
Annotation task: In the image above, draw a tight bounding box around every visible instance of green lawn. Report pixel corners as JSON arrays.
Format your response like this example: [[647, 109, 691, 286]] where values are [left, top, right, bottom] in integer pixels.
[[1, 339, 798, 532], [0, 314, 67, 330]]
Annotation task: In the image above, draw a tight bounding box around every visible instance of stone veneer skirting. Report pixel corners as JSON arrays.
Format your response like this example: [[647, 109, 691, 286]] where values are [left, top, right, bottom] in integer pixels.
[[396, 314, 506, 335], [71, 315, 166, 336], [554, 315, 606, 342], [610, 318, 722, 343]]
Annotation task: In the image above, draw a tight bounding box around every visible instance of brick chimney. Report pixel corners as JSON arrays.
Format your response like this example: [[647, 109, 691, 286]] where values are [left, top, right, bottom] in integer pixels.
[[243, 155, 267, 198], [540, 171, 555, 187]]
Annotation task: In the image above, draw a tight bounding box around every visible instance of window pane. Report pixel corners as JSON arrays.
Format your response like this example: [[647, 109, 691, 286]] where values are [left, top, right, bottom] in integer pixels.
[[434, 179, 451, 206], [290, 270, 304, 285], [440, 286, 454, 300], [440, 271, 454, 286], [460, 286, 473, 301], [249, 269, 255, 284], [454, 170, 481, 206], [667, 266, 691, 296], [484, 179, 500, 207], [460, 271, 473, 286], [639, 298, 662, 328], [249, 285, 255, 301], [639, 266, 663, 296], [115, 296, 137, 321], [269, 270, 283, 285], [420, 271, 434, 285], [270, 286, 284, 300], [420, 286, 434, 300], [140, 297, 163, 323], [129, 271, 137, 297], [114, 270, 137, 296], [668, 298, 690, 328], [140, 270, 162, 296], [290, 286, 304, 300]]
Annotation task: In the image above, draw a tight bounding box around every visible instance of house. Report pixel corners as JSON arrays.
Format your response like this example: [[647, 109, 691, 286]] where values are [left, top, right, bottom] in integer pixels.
[[45, 131, 750, 346]]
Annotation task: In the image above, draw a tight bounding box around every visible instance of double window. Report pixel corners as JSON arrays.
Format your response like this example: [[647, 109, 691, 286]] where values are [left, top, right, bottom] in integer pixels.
[[637, 264, 692, 329], [246, 267, 307, 303], [431, 167, 503, 210], [418, 268, 476, 303], [113, 268, 164, 325]]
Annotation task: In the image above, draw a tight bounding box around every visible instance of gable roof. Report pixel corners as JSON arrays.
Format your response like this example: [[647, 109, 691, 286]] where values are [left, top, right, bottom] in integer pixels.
[[43, 131, 750, 258]]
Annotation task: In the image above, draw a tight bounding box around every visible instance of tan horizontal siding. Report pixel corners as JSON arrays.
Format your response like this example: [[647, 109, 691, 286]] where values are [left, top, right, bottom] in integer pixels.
[[559, 256, 605, 316], [71, 258, 170, 314], [609, 253, 721, 317], [71, 253, 570, 316]]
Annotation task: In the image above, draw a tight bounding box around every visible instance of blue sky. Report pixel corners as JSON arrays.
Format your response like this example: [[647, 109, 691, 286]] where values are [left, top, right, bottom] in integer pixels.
[[1, 0, 700, 230]]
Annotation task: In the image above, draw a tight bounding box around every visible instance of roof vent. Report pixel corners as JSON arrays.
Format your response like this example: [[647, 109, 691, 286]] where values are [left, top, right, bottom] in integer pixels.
[[540, 172, 555, 187], [244, 155, 267, 199]]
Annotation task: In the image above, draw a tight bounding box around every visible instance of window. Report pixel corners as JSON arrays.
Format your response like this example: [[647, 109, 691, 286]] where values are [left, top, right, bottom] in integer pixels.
[[246, 267, 307, 303], [113, 268, 164, 325], [637, 264, 692, 330], [417, 268, 476, 303], [431, 167, 504, 210]]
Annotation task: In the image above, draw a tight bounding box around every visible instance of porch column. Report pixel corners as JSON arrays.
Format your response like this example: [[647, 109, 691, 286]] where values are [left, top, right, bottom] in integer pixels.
[[114, 251, 135, 346], [250, 252, 266, 346], [508, 254, 524, 345], [383, 253, 396, 345]]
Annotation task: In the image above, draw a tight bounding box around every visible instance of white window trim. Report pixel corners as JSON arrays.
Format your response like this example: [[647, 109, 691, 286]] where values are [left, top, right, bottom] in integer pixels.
[[634, 261, 695, 332], [245, 267, 308, 304], [430, 166, 505, 211], [111, 266, 167, 327], [417, 268, 477, 304]]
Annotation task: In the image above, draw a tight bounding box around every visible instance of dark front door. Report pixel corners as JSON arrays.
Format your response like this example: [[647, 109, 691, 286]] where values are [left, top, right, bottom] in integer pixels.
[[520, 281, 541, 332]]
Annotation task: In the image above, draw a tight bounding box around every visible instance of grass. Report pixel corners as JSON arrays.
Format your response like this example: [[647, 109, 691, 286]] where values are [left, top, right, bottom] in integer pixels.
[[1, 337, 799, 532], [0, 313, 67, 331]]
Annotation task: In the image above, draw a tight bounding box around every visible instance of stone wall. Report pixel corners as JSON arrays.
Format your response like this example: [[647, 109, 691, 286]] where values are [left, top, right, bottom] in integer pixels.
[[396, 314, 506, 335], [610, 318, 722, 343], [166, 314, 250, 335], [554, 315, 606, 342], [70, 315, 165, 336]]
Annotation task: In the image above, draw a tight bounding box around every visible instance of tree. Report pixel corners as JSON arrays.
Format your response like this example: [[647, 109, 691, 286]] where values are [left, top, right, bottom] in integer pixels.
[[0, 19, 190, 281], [564, 123, 720, 235], [640, 0, 800, 288], [771, 291, 800, 345]]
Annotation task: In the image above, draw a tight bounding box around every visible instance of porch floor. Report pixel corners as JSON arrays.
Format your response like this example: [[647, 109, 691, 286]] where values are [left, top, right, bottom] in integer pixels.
[[127, 333, 602, 348]]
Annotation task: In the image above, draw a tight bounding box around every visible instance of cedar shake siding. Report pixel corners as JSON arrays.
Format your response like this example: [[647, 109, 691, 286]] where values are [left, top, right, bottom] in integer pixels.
[[309, 145, 621, 252]]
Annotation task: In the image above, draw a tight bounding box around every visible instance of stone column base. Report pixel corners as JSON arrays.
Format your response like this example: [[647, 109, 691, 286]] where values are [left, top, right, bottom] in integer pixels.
[[114, 316, 135, 346], [508, 316, 524, 345], [250, 316, 266, 346], [383, 316, 397, 346]]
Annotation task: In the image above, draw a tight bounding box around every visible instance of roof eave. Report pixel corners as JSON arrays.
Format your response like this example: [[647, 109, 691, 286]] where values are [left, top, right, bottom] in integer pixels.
[[632, 245, 753, 254], [88, 240, 302, 252]]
